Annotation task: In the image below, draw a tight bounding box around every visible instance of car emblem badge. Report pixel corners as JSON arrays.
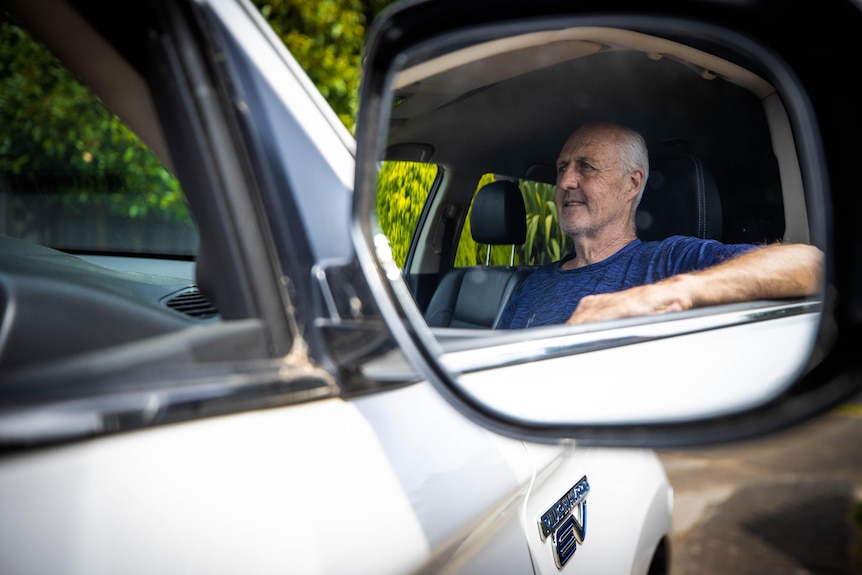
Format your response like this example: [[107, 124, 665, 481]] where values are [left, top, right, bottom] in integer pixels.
[[538, 475, 590, 569]]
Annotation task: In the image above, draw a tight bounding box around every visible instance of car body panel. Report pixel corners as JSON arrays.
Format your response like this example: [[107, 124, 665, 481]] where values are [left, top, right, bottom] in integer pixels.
[[0, 380, 670, 574]]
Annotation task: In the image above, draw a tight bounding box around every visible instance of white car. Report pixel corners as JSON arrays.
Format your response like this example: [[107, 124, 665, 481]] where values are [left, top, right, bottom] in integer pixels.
[[0, 0, 670, 573], [1, 0, 859, 573]]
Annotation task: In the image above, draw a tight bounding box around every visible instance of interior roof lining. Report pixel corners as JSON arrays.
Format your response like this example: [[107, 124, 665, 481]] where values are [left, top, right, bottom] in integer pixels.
[[395, 26, 775, 99]]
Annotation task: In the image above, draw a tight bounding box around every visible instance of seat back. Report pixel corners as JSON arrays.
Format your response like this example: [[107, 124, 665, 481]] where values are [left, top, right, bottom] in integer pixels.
[[636, 154, 723, 241], [424, 266, 535, 328], [470, 180, 528, 256], [425, 180, 533, 328]]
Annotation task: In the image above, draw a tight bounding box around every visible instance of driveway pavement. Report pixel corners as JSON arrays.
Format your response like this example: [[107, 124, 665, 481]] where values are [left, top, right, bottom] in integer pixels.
[[658, 401, 862, 574]]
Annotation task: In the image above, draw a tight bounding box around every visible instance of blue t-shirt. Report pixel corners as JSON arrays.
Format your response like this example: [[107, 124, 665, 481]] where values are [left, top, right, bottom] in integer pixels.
[[497, 236, 758, 329]]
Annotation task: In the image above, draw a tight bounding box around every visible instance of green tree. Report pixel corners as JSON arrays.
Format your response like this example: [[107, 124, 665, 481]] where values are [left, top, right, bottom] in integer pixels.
[[0, 15, 188, 228], [375, 161, 437, 267], [251, 0, 394, 132], [520, 180, 572, 265], [1, 1, 396, 235]]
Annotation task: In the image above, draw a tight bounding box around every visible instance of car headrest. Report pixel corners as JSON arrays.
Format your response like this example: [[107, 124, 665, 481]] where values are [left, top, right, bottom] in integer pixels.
[[636, 154, 723, 241], [470, 180, 527, 245]]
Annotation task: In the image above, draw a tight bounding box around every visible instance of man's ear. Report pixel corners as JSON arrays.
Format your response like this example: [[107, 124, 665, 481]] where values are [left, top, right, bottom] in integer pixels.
[[629, 168, 645, 198]]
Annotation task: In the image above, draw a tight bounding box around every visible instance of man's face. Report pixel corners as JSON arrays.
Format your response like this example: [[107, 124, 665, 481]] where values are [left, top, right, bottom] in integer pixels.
[[554, 128, 634, 240]]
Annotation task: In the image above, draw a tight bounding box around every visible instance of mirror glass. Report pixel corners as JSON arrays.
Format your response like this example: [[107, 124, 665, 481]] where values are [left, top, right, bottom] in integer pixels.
[[363, 17, 826, 425]]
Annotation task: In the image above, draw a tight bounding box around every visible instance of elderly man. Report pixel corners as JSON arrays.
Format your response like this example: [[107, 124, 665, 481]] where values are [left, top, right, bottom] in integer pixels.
[[497, 121, 823, 329]]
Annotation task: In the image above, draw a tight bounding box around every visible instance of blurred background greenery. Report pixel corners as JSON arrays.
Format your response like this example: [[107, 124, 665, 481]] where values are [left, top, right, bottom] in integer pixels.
[[0, 0, 567, 265]]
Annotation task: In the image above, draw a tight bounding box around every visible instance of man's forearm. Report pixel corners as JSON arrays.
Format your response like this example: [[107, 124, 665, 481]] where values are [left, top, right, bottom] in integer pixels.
[[567, 242, 823, 324], [674, 242, 823, 308]]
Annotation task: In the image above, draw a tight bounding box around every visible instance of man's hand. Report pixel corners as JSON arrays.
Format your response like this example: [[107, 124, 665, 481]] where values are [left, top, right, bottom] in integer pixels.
[[566, 282, 692, 324], [565, 242, 823, 325]]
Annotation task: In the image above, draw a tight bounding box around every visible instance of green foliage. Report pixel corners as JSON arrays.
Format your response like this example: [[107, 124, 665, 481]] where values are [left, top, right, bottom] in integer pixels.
[[0, 2, 406, 247], [0, 16, 188, 225], [375, 161, 438, 267], [252, 0, 373, 133], [519, 179, 572, 265]]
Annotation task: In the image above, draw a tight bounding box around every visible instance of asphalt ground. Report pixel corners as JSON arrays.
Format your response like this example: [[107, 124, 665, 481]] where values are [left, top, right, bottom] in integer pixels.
[[658, 401, 862, 575]]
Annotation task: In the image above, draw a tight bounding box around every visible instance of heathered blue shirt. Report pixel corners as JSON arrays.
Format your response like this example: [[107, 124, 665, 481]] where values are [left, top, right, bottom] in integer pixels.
[[497, 236, 758, 329]]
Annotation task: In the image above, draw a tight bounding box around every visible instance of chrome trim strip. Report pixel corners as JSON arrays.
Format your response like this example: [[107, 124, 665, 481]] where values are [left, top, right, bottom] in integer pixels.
[[437, 300, 821, 374], [0, 362, 338, 450]]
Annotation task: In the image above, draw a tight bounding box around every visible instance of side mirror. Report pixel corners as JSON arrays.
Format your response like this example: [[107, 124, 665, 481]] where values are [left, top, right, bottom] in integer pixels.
[[352, 0, 862, 446]]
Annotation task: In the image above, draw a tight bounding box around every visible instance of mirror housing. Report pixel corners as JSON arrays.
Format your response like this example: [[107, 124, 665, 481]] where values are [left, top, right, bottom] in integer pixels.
[[353, 0, 862, 447]]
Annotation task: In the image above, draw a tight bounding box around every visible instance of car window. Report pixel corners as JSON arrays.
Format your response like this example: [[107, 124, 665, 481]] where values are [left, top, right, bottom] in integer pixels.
[[375, 165, 570, 270], [0, 13, 197, 258], [375, 160, 437, 268], [0, 11, 217, 380]]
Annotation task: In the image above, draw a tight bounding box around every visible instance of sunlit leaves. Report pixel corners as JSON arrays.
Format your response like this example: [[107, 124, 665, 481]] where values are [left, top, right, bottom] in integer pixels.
[[375, 161, 438, 267], [252, 0, 372, 132]]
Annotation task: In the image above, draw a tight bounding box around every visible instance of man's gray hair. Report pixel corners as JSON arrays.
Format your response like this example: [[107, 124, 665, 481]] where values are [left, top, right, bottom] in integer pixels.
[[614, 125, 650, 209]]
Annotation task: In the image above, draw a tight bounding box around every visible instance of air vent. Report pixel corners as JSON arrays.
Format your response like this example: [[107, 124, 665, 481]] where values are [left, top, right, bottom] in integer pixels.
[[165, 288, 219, 319]]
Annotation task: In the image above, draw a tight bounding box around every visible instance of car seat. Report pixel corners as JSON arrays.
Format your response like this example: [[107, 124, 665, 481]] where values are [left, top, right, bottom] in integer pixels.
[[424, 180, 534, 328], [636, 154, 723, 241]]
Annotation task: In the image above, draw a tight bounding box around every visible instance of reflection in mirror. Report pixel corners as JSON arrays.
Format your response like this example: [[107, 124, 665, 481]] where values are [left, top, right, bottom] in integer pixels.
[[368, 21, 825, 425]]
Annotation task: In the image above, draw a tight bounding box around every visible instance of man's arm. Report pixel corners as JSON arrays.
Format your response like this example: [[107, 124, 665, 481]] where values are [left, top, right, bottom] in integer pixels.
[[566, 242, 823, 324]]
